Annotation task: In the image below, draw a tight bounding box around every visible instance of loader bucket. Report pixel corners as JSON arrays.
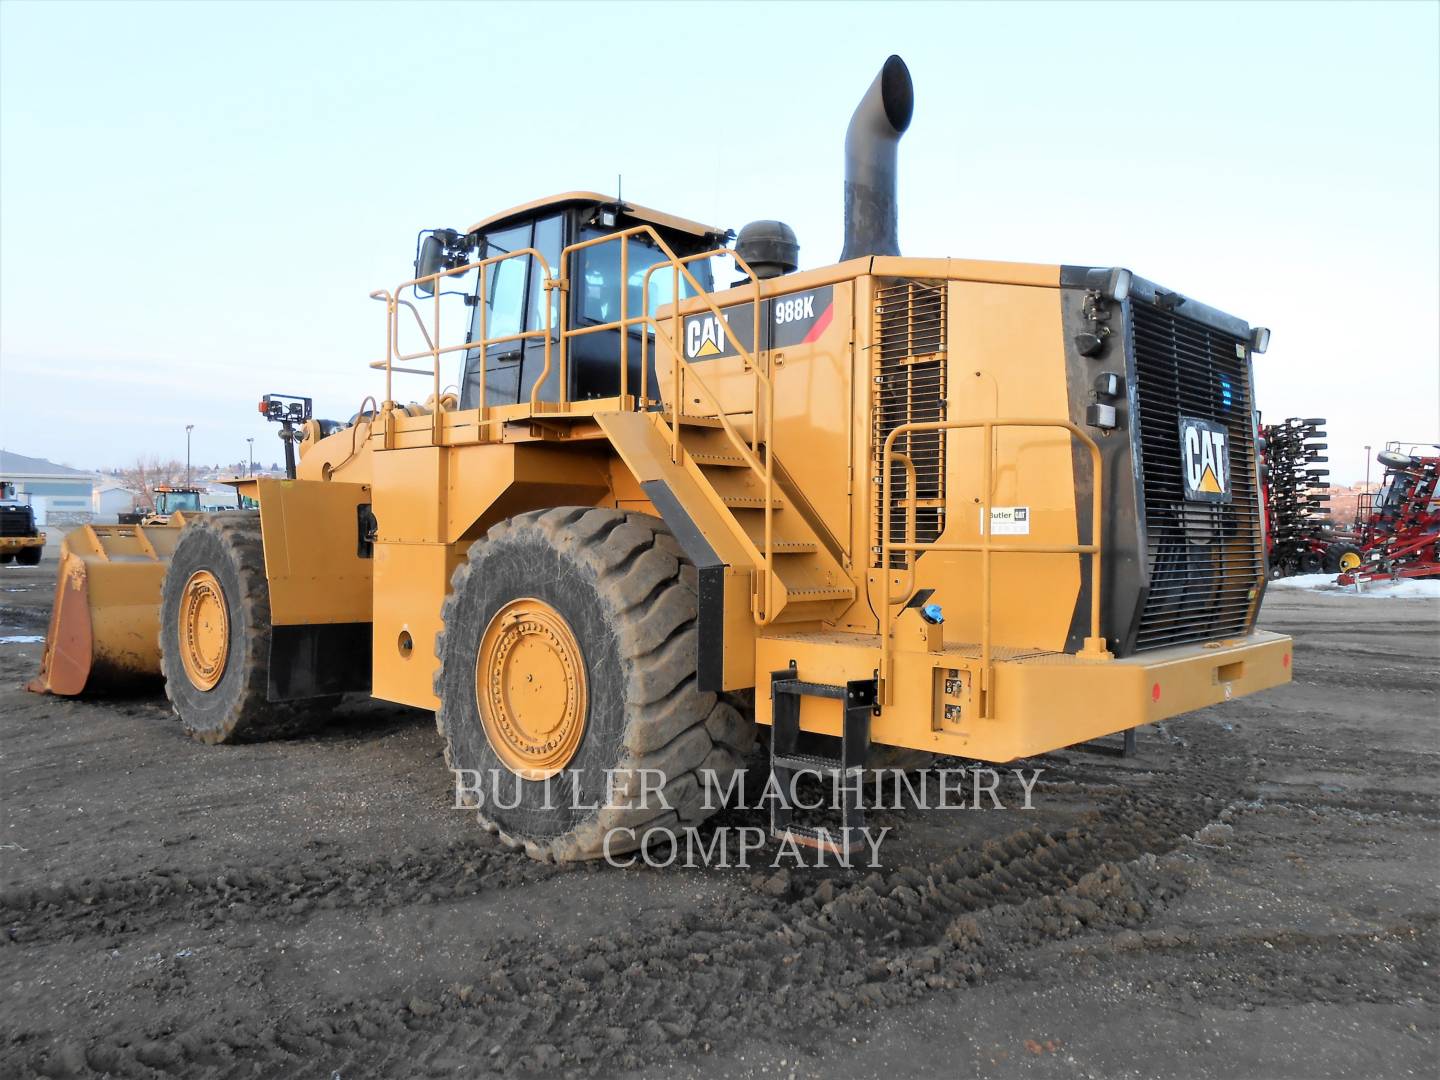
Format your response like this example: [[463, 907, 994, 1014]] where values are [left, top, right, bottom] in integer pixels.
[[27, 519, 188, 696]]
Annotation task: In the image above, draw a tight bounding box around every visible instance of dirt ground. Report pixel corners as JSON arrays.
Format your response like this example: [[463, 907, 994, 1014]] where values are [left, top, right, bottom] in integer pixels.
[[1, 549, 1435, 1079]]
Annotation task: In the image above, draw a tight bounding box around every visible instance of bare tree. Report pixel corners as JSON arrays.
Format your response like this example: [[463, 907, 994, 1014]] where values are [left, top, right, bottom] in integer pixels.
[[118, 457, 187, 511]]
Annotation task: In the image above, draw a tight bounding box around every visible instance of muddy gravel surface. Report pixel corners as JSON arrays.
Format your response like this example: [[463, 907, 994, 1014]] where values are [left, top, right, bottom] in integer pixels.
[[1, 554, 1436, 1079]]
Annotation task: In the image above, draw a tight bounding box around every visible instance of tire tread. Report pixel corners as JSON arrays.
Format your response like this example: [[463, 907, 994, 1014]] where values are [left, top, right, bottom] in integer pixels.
[[435, 508, 756, 862]]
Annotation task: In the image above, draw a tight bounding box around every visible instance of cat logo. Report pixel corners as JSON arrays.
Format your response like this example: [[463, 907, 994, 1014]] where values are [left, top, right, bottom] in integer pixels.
[[685, 314, 728, 358], [681, 286, 835, 362], [1179, 416, 1232, 504]]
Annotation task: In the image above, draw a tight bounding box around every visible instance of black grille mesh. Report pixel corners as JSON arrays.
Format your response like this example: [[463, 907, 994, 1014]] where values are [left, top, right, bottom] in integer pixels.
[[872, 281, 946, 569], [0, 507, 36, 537], [1130, 301, 1263, 650]]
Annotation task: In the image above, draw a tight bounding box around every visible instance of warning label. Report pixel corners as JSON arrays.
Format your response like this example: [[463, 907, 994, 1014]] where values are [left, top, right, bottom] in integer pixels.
[[980, 506, 1030, 536]]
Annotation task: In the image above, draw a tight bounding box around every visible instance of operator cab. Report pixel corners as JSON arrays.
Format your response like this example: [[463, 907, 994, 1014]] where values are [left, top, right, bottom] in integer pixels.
[[418, 193, 729, 411], [154, 486, 203, 514]]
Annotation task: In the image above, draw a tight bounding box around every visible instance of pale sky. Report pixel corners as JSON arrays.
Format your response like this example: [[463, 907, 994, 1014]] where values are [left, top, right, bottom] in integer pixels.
[[1, 0, 1436, 483]]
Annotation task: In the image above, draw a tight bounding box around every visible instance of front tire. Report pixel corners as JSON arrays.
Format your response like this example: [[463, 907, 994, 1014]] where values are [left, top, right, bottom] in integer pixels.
[[436, 508, 756, 862], [160, 513, 330, 743], [16, 546, 41, 566]]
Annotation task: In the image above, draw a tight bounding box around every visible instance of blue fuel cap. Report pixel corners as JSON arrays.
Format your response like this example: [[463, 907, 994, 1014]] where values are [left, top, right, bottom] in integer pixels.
[[920, 603, 944, 624]]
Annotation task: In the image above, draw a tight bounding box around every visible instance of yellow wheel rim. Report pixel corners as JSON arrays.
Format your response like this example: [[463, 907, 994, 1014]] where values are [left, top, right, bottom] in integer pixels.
[[1339, 551, 1362, 572], [179, 570, 229, 691], [476, 598, 587, 780]]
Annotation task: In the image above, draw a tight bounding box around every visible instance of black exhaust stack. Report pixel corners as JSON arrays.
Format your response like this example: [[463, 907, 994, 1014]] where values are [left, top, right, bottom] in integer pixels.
[[841, 55, 914, 261]]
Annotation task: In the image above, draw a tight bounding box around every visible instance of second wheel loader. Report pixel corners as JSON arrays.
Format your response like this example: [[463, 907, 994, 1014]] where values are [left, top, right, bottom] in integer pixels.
[[32, 57, 1292, 861]]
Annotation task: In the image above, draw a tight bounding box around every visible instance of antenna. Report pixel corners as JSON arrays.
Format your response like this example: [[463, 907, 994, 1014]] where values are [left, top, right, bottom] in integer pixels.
[[617, 173, 623, 207]]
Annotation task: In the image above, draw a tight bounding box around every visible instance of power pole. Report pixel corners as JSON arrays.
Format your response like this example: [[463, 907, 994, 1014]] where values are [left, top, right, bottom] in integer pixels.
[[246, 437, 254, 478], [185, 424, 194, 484]]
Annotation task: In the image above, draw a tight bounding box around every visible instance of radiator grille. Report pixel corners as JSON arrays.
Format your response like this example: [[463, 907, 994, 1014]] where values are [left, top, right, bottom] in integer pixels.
[[0, 507, 36, 537], [1130, 301, 1263, 650], [872, 280, 946, 569]]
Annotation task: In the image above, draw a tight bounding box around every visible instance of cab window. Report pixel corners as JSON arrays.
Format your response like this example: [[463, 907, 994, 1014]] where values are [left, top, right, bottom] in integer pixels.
[[526, 215, 562, 335], [481, 224, 529, 341], [574, 227, 712, 327]]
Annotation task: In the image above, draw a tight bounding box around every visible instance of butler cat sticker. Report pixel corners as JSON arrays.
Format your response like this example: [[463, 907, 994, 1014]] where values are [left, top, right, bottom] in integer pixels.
[[1179, 416, 1231, 503]]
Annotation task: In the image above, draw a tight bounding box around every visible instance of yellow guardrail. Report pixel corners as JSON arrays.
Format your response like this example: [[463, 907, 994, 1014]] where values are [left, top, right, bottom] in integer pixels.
[[369, 226, 783, 622], [880, 418, 1109, 716]]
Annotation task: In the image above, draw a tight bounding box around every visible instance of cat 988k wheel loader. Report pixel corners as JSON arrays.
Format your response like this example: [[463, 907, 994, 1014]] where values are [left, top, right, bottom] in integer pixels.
[[31, 56, 1292, 861]]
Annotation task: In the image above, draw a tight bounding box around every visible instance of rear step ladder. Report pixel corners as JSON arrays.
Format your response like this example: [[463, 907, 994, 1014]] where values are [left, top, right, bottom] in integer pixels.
[[769, 666, 876, 862]]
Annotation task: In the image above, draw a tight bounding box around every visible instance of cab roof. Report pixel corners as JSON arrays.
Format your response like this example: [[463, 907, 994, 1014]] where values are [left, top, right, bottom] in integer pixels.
[[465, 191, 727, 241]]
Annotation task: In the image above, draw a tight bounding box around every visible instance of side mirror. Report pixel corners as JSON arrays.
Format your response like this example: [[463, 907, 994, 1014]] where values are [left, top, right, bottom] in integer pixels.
[[415, 234, 445, 297]]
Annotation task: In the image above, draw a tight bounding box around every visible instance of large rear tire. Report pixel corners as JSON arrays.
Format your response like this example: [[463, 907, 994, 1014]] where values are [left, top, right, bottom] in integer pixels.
[[16, 546, 41, 566], [436, 508, 756, 862], [160, 513, 332, 743]]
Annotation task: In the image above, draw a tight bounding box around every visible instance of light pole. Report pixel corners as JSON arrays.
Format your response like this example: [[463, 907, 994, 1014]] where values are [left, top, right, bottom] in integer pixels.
[[185, 424, 194, 484], [246, 437, 254, 477]]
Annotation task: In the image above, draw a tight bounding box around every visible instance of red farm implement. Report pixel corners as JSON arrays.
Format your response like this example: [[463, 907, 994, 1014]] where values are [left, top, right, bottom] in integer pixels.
[[1336, 444, 1440, 585], [1260, 417, 1343, 575]]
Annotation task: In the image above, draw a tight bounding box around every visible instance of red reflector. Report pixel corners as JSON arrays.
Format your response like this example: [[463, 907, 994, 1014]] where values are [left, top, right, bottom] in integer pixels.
[[1151, 682, 1161, 702], [1283, 653, 1291, 668], [257, 400, 268, 413]]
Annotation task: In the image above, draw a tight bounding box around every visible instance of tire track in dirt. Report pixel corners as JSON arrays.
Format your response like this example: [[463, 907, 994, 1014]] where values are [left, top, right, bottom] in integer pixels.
[[1054, 917, 1440, 1009], [1, 840, 561, 947], [6, 726, 1256, 1078], [1251, 791, 1440, 819]]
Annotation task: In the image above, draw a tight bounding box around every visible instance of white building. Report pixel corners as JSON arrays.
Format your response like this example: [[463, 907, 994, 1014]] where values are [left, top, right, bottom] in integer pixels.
[[91, 481, 138, 523], [0, 451, 97, 527]]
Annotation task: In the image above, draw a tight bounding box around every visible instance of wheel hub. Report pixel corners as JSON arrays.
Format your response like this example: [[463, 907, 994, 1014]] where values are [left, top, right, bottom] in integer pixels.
[[179, 570, 229, 691], [1339, 551, 1362, 572], [476, 598, 587, 779]]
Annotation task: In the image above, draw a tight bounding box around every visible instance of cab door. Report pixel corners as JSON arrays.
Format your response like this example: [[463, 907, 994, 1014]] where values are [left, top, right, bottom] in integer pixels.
[[460, 214, 564, 410]]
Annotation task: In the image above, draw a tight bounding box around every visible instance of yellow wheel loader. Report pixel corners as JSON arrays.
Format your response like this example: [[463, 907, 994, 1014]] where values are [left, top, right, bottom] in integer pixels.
[[32, 56, 1291, 861], [0, 483, 45, 567], [142, 484, 206, 525]]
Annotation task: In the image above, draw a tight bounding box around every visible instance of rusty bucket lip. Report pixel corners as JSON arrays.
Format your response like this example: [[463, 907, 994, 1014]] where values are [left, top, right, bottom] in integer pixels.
[[27, 548, 93, 697]]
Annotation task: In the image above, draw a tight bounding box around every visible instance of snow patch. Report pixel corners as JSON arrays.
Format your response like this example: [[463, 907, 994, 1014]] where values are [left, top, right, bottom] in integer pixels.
[[1269, 573, 1440, 599], [0, 635, 44, 645]]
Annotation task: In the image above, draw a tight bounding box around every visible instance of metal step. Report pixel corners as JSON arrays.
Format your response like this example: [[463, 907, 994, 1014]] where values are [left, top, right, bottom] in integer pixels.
[[772, 677, 848, 699], [667, 411, 756, 430], [764, 538, 819, 554], [721, 494, 784, 510], [783, 585, 854, 603], [769, 668, 876, 864], [690, 451, 749, 468], [773, 751, 852, 774]]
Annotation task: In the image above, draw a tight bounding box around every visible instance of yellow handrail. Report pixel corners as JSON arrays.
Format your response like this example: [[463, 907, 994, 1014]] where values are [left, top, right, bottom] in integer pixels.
[[371, 225, 788, 621], [880, 418, 1109, 717], [637, 249, 778, 622]]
